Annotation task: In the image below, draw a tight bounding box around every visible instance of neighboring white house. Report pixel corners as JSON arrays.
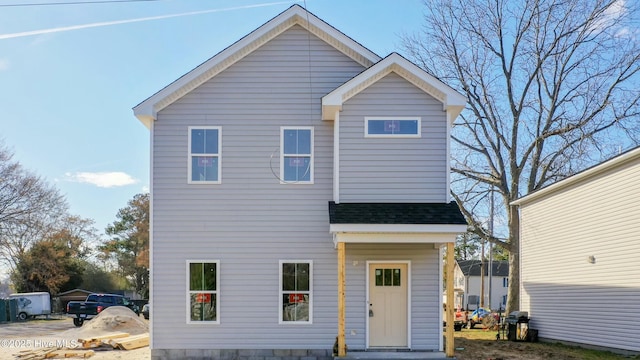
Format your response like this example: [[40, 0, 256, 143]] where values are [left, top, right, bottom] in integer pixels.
[[457, 260, 508, 311], [133, 5, 467, 359], [513, 147, 640, 353]]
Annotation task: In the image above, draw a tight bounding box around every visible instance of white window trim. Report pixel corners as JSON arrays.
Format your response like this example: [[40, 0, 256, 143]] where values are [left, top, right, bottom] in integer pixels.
[[364, 117, 421, 138], [188, 126, 222, 184], [279, 260, 313, 324], [280, 126, 314, 184], [186, 260, 220, 325]]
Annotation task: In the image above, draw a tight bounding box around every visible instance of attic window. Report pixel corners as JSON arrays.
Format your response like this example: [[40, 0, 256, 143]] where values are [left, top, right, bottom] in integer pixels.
[[365, 117, 421, 138]]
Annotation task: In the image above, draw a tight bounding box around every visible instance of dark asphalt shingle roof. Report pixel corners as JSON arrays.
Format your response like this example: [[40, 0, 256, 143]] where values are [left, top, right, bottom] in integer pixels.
[[328, 201, 467, 225], [457, 260, 509, 277]]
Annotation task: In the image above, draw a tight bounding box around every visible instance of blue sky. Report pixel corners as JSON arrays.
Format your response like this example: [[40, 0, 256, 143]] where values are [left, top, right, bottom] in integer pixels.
[[0, 0, 425, 234]]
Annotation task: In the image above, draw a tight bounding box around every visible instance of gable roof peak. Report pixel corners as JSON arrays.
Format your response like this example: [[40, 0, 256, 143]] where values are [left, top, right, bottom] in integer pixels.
[[322, 51, 466, 121], [133, 4, 381, 128]]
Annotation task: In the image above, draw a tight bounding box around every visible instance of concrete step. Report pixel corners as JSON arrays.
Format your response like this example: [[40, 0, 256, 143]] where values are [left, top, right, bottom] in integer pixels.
[[336, 351, 451, 359]]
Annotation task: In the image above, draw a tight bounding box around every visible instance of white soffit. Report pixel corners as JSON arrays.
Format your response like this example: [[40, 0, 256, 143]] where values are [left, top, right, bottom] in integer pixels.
[[322, 53, 467, 121], [133, 5, 381, 128]]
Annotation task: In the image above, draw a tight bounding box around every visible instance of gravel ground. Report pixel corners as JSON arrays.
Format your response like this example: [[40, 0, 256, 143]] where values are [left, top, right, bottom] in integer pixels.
[[0, 308, 149, 360]]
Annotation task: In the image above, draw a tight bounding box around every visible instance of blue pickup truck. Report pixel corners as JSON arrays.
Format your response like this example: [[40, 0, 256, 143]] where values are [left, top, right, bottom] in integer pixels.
[[66, 293, 138, 327]]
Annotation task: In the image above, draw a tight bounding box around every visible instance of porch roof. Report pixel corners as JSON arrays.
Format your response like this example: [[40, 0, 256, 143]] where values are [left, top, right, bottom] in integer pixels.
[[329, 201, 466, 225], [328, 201, 467, 236]]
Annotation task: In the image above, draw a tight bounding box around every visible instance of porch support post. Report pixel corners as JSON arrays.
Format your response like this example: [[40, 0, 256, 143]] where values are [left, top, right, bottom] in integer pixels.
[[445, 242, 455, 357], [337, 241, 346, 357]]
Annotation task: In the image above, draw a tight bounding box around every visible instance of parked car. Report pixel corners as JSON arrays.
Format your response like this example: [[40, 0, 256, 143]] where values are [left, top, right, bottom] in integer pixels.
[[141, 303, 149, 319], [126, 298, 140, 316], [67, 293, 138, 327], [468, 308, 499, 329]]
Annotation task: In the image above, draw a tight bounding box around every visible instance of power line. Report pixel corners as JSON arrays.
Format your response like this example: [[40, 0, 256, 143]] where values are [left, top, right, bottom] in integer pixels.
[[0, 0, 163, 7]]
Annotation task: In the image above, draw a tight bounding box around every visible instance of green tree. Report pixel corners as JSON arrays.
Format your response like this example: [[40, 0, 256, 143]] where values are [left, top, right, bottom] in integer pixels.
[[403, 0, 640, 313], [101, 193, 149, 298], [12, 238, 85, 294], [11, 215, 96, 294], [81, 262, 126, 293], [455, 233, 481, 260]]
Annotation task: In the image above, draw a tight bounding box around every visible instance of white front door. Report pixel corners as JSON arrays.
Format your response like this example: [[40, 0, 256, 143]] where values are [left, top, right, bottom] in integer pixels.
[[368, 263, 408, 347]]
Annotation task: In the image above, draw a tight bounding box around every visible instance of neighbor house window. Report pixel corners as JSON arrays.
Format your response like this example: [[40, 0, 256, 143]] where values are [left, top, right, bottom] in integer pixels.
[[187, 261, 219, 323], [365, 117, 421, 137], [188, 127, 221, 184], [280, 127, 313, 183], [280, 261, 312, 323], [503, 278, 508, 288]]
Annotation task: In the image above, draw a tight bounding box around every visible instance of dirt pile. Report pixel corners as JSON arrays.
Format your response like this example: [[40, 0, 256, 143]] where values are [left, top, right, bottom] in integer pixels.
[[63, 306, 148, 339]]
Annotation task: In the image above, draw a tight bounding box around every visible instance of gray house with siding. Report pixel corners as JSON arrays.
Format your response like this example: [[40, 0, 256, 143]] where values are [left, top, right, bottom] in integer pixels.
[[513, 147, 640, 353], [133, 5, 467, 359]]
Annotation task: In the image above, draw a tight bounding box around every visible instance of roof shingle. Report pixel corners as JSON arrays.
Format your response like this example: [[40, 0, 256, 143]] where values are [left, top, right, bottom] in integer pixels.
[[328, 201, 467, 225]]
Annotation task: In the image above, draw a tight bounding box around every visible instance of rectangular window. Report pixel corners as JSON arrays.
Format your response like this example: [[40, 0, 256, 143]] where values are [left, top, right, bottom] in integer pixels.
[[188, 126, 221, 184], [374, 268, 402, 287], [280, 127, 313, 183], [280, 261, 312, 323], [503, 277, 508, 288], [187, 261, 219, 324], [365, 117, 421, 137]]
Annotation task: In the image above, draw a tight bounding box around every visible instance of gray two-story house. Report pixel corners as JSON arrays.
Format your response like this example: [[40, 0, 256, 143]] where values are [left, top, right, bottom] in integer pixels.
[[133, 5, 467, 359]]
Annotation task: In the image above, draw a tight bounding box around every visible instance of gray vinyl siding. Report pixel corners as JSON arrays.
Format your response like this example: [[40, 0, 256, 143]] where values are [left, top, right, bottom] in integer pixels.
[[344, 244, 442, 351], [151, 26, 364, 349], [519, 155, 640, 352], [339, 73, 448, 203]]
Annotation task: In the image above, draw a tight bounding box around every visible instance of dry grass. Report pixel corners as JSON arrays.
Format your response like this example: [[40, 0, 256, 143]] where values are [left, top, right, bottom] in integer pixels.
[[453, 328, 637, 360]]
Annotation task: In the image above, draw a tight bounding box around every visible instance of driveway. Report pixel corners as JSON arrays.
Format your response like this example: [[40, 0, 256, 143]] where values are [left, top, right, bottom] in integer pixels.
[[0, 316, 73, 338]]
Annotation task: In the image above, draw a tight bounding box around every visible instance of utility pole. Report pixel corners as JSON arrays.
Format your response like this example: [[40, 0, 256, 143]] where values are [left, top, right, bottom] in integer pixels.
[[480, 240, 485, 308]]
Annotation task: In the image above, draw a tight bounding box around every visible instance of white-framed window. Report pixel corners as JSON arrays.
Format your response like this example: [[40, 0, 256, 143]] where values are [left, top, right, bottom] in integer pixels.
[[188, 126, 221, 184], [279, 260, 312, 324], [503, 277, 508, 288], [187, 260, 219, 324], [364, 117, 421, 137], [280, 127, 313, 183]]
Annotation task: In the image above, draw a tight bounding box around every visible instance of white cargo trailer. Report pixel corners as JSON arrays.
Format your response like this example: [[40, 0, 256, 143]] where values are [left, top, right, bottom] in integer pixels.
[[9, 292, 52, 320]]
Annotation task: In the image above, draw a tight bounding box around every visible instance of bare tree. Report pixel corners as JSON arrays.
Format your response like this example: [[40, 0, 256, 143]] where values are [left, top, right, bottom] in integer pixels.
[[0, 141, 68, 270], [403, 0, 640, 313]]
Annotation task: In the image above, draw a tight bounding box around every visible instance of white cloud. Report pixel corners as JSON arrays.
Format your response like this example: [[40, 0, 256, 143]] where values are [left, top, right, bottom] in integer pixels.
[[141, 185, 150, 193], [65, 172, 138, 188], [0, 58, 9, 71]]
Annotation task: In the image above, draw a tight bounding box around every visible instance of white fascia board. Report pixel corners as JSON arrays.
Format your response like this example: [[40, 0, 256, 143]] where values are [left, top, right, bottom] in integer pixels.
[[133, 5, 381, 126], [333, 232, 458, 246], [512, 146, 640, 206], [322, 53, 467, 122], [329, 223, 467, 234]]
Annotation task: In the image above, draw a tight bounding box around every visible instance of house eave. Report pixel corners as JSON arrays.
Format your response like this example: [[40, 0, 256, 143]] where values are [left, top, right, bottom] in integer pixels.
[[512, 146, 640, 206], [132, 5, 381, 126]]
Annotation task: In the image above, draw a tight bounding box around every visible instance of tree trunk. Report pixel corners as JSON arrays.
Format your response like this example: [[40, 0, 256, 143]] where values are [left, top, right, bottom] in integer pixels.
[[505, 205, 520, 314]]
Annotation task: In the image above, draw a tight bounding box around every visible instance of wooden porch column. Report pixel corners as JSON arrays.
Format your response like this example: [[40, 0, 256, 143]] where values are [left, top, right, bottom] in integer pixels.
[[445, 242, 455, 357], [337, 241, 346, 357]]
